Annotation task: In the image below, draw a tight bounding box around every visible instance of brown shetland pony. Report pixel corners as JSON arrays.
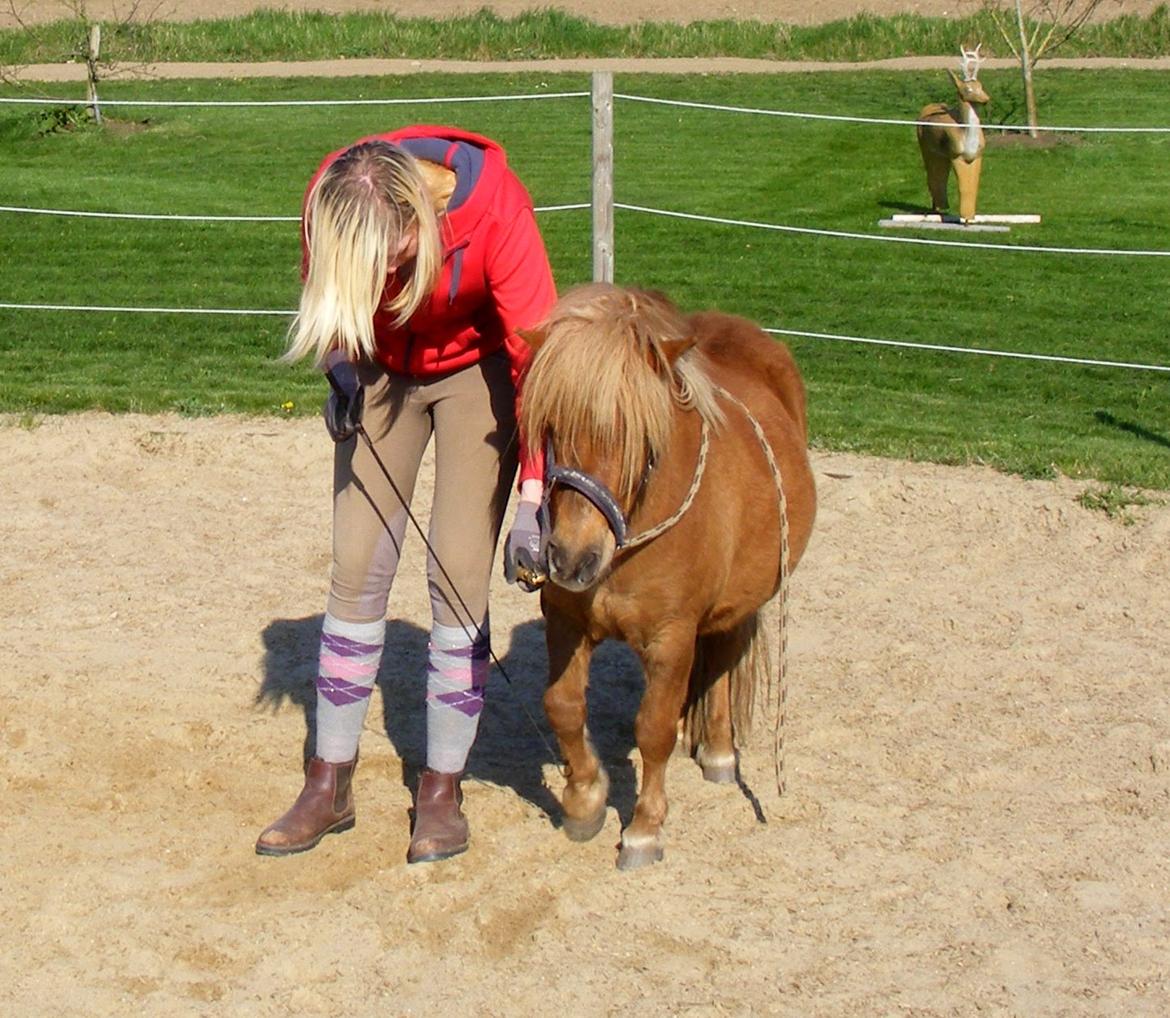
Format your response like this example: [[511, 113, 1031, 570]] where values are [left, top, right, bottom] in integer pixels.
[[520, 283, 816, 869]]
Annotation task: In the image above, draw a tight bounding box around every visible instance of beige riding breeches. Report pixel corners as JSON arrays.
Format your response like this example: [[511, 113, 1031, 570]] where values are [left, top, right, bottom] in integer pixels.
[[326, 348, 519, 630]]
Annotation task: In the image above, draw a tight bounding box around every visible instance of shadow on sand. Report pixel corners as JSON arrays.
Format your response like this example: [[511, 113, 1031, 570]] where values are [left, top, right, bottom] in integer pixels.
[[255, 615, 655, 829]]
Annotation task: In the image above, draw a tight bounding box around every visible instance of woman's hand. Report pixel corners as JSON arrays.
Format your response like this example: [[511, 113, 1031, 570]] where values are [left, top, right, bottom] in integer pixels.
[[503, 499, 546, 592], [323, 357, 365, 443]]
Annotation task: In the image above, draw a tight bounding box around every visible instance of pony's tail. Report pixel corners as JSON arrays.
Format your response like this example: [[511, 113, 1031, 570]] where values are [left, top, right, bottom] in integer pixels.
[[683, 601, 778, 764]]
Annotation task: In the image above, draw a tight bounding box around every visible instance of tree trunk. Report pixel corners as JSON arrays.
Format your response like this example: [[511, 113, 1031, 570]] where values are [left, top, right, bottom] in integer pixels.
[[86, 23, 102, 126], [1014, 0, 1039, 137]]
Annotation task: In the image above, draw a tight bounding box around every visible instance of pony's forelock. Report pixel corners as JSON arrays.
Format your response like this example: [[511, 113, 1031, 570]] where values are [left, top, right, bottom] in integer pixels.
[[522, 284, 722, 498]]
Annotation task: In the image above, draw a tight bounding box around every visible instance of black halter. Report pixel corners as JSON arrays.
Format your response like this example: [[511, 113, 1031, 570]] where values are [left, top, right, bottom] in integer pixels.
[[542, 437, 631, 548]]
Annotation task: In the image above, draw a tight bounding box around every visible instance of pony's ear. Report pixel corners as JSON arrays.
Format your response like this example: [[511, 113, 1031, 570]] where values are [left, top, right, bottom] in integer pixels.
[[660, 333, 699, 366], [629, 288, 696, 367], [517, 326, 547, 352]]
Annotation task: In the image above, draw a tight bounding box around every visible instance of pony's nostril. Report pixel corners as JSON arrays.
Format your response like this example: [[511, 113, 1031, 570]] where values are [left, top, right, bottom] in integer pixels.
[[545, 543, 604, 589], [546, 542, 567, 577], [575, 552, 601, 585]]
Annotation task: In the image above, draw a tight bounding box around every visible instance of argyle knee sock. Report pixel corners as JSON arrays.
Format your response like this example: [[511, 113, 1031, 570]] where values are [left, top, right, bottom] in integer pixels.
[[425, 620, 489, 774], [314, 613, 385, 764]]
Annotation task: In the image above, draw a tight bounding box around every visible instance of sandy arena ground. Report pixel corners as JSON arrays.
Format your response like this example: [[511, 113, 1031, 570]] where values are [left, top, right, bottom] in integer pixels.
[[2, 409, 1168, 1016], [3, 0, 1170, 1014]]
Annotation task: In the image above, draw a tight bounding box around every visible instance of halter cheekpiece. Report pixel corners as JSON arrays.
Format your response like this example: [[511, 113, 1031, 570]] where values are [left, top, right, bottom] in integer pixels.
[[541, 420, 710, 554]]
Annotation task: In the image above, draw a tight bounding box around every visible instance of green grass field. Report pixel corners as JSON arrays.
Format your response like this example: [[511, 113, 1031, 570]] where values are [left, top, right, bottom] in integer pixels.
[[1, 68, 1167, 488], [2, 7, 1170, 63]]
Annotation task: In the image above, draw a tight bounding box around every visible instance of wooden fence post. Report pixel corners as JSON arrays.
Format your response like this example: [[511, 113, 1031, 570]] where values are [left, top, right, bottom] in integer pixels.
[[591, 70, 614, 283]]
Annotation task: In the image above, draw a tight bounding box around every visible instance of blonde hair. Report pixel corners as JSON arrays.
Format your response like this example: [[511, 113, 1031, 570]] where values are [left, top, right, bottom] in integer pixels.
[[284, 141, 444, 365]]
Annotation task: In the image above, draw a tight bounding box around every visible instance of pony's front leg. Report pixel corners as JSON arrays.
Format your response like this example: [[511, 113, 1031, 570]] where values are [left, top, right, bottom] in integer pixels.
[[543, 611, 609, 842], [619, 625, 696, 870]]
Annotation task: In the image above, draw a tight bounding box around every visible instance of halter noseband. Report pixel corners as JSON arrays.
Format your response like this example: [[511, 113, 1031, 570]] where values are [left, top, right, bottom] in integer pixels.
[[542, 438, 630, 548], [541, 422, 709, 554]]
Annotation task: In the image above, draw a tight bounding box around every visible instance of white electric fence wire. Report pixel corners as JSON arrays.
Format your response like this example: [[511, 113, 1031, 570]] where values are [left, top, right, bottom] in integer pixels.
[[0, 91, 589, 108], [1, 89, 1165, 133], [616, 202, 1170, 257], [615, 92, 1170, 134], [0, 303, 292, 315], [2, 302, 1165, 373], [764, 327, 1170, 374], [0, 203, 588, 221], [1, 206, 297, 222], [5, 202, 1167, 257]]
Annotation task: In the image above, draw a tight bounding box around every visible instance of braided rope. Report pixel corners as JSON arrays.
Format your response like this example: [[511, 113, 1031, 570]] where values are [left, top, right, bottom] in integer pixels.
[[614, 384, 790, 797], [620, 417, 711, 552], [710, 386, 791, 798]]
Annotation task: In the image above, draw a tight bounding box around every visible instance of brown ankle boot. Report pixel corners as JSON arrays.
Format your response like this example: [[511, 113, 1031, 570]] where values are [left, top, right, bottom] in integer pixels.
[[407, 769, 469, 864], [255, 756, 356, 856]]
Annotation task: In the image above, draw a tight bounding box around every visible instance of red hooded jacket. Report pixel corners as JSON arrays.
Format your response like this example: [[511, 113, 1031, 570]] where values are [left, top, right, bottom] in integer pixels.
[[302, 125, 555, 484]]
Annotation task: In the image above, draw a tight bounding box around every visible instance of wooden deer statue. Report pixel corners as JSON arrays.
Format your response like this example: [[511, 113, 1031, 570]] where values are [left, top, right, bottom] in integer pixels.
[[916, 46, 990, 224]]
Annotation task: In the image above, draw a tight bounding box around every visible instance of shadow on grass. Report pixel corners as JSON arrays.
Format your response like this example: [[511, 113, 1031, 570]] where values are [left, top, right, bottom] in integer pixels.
[[878, 199, 936, 215], [1095, 410, 1170, 451]]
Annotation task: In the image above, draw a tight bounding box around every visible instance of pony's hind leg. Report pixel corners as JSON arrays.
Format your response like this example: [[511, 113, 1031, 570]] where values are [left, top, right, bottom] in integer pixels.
[[543, 612, 608, 842], [695, 674, 737, 784], [619, 624, 697, 870], [688, 626, 755, 784]]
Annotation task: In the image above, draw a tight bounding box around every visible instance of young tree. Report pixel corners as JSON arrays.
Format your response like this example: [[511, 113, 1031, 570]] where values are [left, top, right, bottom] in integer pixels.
[[981, 0, 1120, 136], [3, 0, 168, 124]]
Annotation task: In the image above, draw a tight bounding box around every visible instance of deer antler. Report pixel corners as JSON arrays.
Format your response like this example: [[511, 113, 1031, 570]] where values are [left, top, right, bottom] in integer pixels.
[[959, 44, 984, 82]]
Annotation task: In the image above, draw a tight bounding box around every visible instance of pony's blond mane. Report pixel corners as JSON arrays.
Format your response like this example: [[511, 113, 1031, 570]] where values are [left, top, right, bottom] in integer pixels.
[[522, 284, 723, 499]]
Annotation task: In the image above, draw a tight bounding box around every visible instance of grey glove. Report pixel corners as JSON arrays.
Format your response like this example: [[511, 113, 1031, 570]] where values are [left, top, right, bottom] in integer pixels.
[[503, 501, 546, 592]]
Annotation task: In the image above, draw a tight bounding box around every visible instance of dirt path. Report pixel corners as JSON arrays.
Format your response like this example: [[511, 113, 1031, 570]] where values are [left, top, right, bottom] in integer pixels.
[[2, 411, 1168, 1015], [8, 0, 1167, 80], [14, 54, 1170, 82]]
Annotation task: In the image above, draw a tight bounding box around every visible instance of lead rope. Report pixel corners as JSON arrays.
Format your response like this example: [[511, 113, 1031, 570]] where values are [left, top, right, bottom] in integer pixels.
[[354, 424, 568, 777], [710, 385, 791, 798], [619, 417, 710, 553]]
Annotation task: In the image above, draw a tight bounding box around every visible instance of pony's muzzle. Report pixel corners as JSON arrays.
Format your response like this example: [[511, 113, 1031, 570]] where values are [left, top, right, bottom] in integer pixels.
[[546, 540, 605, 592]]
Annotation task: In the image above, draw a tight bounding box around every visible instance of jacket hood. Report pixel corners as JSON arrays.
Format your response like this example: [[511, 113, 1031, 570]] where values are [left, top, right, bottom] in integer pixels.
[[381, 125, 508, 247]]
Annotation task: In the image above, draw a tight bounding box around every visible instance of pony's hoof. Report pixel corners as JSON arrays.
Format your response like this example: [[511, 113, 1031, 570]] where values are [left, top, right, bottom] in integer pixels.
[[562, 807, 607, 842], [616, 834, 664, 870], [696, 747, 737, 784], [701, 760, 737, 784]]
